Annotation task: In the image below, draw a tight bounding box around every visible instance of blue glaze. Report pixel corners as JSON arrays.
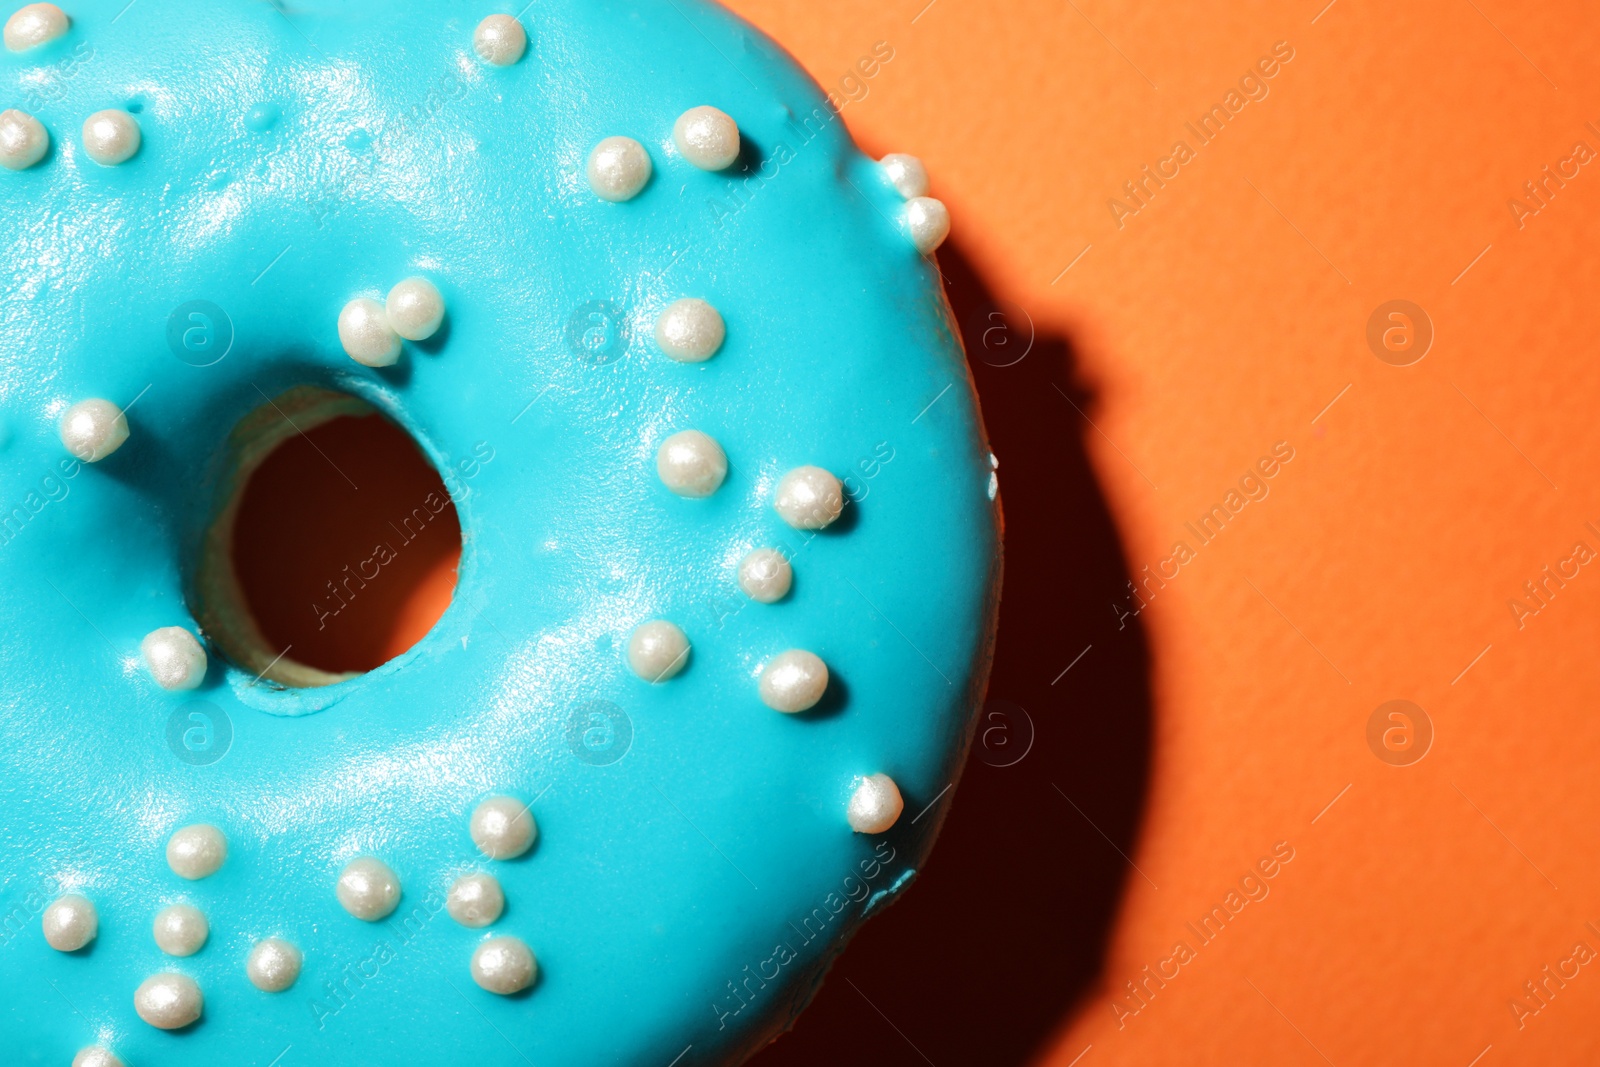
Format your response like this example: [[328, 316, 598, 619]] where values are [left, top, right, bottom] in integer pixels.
[[0, 1, 1000, 1064], [244, 103, 280, 133]]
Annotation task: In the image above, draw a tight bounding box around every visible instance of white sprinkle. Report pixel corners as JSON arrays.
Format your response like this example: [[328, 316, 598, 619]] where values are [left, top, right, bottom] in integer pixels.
[[656, 429, 728, 497], [246, 937, 303, 992], [905, 196, 951, 254], [586, 136, 652, 201], [152, 903, 208, 957], [672, 105, 740, 171], [166, 824, 227, 880], [59, 398, 128, 462], [470, 796, 537, 860], [133, 973, 203, 1030], [446, 872, 505, 928], [41, 893, 97, 951], [4, 3, 67, 52], [81, 109, 140, 166], [847, 773, 904, 834], [880, 153, 929, 198], [473, 14, 526, 66], [471, 935, 537, 994], [654, 298, 725, 362], [759, 649, 828, 713], [386, 276, 445, 341], [72, 1048, 124, 1067], [336, 856, 401, 920], [737, 548, 792, 603], [627, 619, 690, 682], [0, 108, 48, 170], [338, 297, 401, 367], [141, 626, 207, 691], [774, 466, 844, 529]]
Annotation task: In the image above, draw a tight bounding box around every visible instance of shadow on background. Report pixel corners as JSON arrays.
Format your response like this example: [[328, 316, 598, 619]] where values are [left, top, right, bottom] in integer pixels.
[[750, 240, 1154, 1066]]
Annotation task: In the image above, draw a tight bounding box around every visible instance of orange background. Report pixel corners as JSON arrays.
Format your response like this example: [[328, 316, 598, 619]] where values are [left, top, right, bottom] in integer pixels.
[[706, 1, 1600, 1064]]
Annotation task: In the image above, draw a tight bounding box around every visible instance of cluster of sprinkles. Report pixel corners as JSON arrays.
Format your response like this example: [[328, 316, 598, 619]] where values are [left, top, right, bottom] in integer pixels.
[[570, 99, 922, 836], [0, 3, 141, 170], [338, 276, 447, 367], [334, 795, 539, 994], [9, 3, 970, 1055], [881, 152, 952, 253], [48, 798, 542, 1063], [39, 824, 224, 1053]]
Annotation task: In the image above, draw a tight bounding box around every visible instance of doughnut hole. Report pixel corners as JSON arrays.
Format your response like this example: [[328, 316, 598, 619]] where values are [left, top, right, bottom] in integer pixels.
[[195, 387, 461, 687]]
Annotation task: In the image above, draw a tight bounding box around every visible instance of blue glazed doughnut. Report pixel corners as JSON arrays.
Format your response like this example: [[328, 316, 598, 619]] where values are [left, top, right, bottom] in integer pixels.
[[0, 1, 1001, 1064]]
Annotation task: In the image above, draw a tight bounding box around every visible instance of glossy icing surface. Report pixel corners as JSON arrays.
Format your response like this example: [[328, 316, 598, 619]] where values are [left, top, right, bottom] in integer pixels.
[[0, 1, 1000, 1063]]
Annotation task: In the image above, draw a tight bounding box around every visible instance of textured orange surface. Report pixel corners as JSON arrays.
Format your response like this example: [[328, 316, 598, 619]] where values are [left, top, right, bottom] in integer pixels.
[[718, 1, 1600, 1064]]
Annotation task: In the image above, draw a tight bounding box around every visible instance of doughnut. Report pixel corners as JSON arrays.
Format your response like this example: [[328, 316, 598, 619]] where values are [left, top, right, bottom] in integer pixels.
[[0, 1, 1001, 1064]]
